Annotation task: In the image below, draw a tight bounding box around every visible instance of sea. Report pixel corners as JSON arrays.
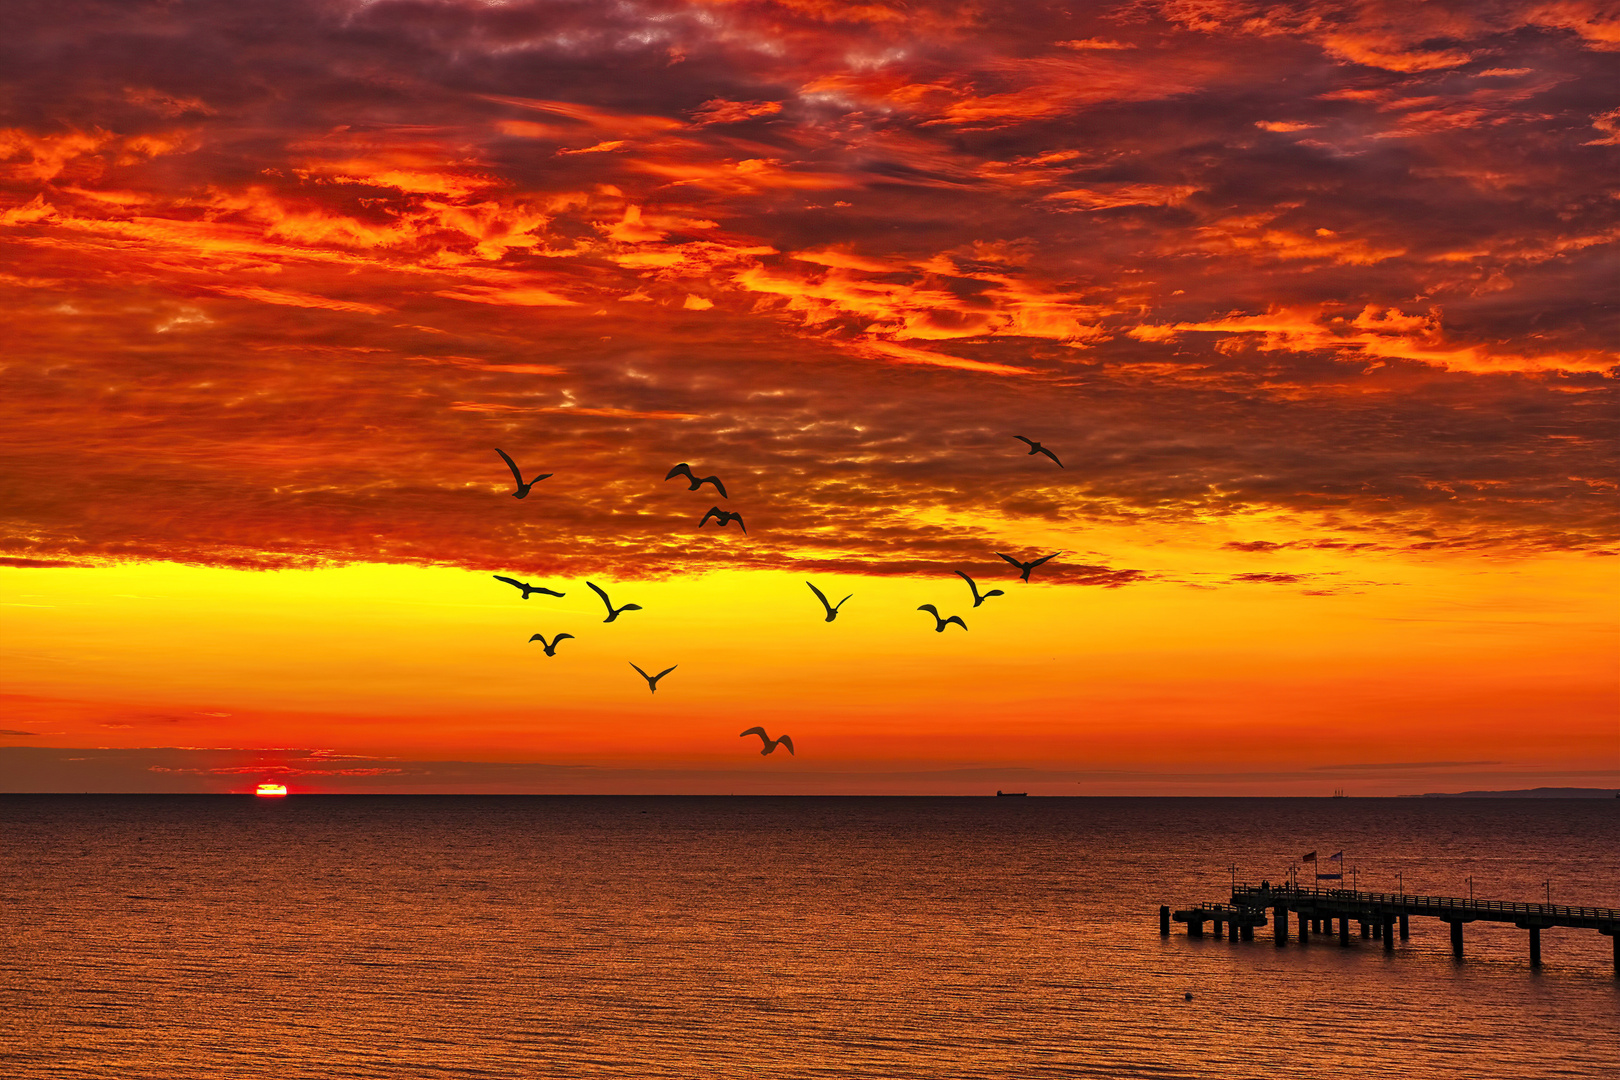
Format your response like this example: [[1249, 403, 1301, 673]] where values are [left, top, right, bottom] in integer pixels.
[[2, 795, 1617, 1079]]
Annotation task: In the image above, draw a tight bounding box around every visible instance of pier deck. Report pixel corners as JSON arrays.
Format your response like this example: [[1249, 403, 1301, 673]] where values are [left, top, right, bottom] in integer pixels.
[[1162, 882, 1620, 974]]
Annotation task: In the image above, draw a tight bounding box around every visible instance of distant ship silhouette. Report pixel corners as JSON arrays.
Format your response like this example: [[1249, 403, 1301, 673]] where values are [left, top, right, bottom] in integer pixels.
[[996, 790, 1027, 797]]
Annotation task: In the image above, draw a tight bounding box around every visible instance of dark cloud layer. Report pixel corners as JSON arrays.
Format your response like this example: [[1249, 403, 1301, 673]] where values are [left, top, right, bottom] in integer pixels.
[[6, 746, 1613, 795], [2, 0, 1615, 577]]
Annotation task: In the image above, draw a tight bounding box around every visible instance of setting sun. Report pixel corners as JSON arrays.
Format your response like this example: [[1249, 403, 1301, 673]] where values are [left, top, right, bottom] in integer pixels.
[[254, 783, 288, 798]]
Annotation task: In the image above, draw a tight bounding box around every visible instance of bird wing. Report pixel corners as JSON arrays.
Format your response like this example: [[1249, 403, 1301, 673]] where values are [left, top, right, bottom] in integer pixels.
[[945, 616, 967, 630], [732, 513, 746, 534], [554, 633, 574, 643], [995, 552, 1026, 570], [1029, 551, 1062, 568], [536, 587, 565, 597], [777, 735, 794, 755], [619, 603, 643, 611], [705, 477, 728, 498], [698, 507, 721, 526], [739, 726, 768, 740], [954, 570, 979, 594], [654, 665, 677, 681], [586, 581, 612, 610], [665, 463, 693, 481], [629, 662, 651, 681], [806, 581, 832, 612], [985, 588, 1005, 598], [1013, 435, 1035, 449], [528, 634, 545, 642], [918, 604, 939, 615], [836, 594, 852, 609], [495, 448, 525, 485], [1037, 446, 1063, 467], [494, 575, 527, 590]]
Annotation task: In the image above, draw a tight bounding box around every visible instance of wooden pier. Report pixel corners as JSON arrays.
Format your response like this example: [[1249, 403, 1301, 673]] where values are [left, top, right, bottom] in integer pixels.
[[1162, 882, 1620, 974]]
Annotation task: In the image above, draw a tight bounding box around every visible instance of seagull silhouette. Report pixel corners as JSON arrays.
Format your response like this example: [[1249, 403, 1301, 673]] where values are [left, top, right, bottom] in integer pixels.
[[586, 581, 643, 623], [630, 662, 677, 693], [494, 575, 565, 600], [954, 571, 1005, 608], [1012, 435, 1062, 467], [806, 581, 852, 622], [528, 632, 574, 657], [665, 463, 727, 498], [996, 551, 1062, 582], [917, 604, 968, 632], [495, 448, 553, 497], [740, 726, 794, 755], [699, 507, 747, 533]]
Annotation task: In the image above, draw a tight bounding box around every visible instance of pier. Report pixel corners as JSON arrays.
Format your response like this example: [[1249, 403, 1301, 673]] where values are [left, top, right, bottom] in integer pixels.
[[1162, 882, 1620, 974]]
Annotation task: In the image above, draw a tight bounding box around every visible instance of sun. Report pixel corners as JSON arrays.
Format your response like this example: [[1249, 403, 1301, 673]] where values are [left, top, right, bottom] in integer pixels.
[[254, 782, 288, 797]]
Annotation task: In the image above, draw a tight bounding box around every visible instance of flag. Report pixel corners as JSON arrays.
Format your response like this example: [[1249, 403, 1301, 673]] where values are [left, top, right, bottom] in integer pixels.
[[1302, 851, 1316, 864], [1317, 851, 1344, 880]]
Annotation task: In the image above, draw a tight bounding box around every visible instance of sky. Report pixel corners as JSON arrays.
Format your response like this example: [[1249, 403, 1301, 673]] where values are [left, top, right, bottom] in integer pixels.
[[1, 0, 1616, 795]]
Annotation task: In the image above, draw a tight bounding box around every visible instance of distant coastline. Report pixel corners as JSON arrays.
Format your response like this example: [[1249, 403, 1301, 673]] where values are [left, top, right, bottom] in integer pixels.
[[1406, 787, 1619, 799]]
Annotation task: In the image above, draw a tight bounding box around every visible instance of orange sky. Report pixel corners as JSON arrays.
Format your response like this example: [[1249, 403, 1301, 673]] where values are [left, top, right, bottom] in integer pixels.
[[2, 0, 1616, 794]]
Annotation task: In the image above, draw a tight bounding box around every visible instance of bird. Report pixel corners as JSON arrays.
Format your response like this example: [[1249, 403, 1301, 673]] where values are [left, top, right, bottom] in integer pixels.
[[665, 463, 727, 498], [917, 604, 967, 632], [740, 726, 794, 756], [1013, 435, 1062, 467], [698, 507, 746, 533], [996, 550, 1062, 582], [630, 662, 677, 693], [806, 581, 852, 622], [586, 581, 642, 622], [528, 632, 573, 656], [954, 571, 1004, 607], [495, 448, 553, 497], [494, 575, 565, 600]]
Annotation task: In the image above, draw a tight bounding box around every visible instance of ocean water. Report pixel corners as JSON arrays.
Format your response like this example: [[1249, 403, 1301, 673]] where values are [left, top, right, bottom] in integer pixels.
[[2, 796, 1617, 1078]]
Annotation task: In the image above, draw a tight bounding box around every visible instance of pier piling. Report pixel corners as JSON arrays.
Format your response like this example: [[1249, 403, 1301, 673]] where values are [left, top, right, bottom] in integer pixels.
[[1383, 919, 1394, 952], [1529, 927, 1541, 968], [1400, 914, 1409, 940], [1160, 905, 1170, 937], [1450, 920, 1464, 960], [1274, 907, 1288, 945], [1339, 916, 1350, 946]]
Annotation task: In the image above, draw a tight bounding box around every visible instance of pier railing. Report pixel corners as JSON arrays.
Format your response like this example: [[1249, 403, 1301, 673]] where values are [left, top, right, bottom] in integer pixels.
[[1230, 883, 1619, 923]]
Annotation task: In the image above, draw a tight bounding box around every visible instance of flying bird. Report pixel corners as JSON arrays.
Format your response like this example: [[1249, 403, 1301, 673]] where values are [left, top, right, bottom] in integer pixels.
[[495, 448, 553, 497], [665, 463, 727, 498], [954, 571, 1004, 608], [740, 727, 794, 756], [630, 662, 677, 693], [806, 581, 852, 622], [586, 581, 643, 623], [699, 507, 747, 533], [494, 575, 565, 600], [1012, 435, 1062, 468], [528, 632, 574, 657], [917, 604, 967, 632], [996, 551, 1062, 582]]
